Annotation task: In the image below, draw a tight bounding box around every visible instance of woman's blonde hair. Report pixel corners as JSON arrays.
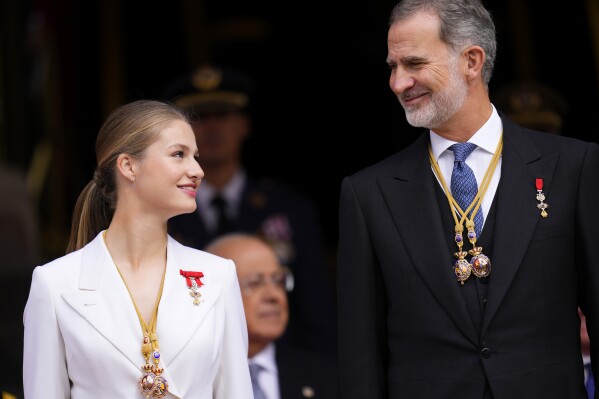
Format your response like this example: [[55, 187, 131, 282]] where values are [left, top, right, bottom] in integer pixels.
[[66, 99, 189, 253]]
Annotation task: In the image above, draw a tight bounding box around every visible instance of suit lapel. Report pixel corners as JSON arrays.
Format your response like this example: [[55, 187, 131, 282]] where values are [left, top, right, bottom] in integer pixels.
[[157, 237, 222, 367], [61, 233, 142, 369], [155, 238, 222, 398], [378, 133, 479, 345], [481, 121, 558, 335], [63, 234, 222, 398]]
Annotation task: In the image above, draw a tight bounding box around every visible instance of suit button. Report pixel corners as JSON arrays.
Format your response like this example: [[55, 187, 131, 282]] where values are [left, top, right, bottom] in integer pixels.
[[480, 347, 492, 359], [482, 298, 488, 307], [302, 386, 315, 397]]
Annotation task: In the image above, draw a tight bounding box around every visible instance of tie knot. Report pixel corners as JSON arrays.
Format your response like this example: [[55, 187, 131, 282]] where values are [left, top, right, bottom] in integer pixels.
[[211, 194, 227, 208], [450, 142, 477, 162]]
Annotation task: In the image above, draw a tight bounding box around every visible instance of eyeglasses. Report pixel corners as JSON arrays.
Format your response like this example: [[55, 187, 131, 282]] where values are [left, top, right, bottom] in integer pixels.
[[240, 268, 294, 295]]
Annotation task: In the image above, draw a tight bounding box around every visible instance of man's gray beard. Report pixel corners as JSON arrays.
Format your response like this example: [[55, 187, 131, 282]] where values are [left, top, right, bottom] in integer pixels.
[[403, 60, 467, 129]]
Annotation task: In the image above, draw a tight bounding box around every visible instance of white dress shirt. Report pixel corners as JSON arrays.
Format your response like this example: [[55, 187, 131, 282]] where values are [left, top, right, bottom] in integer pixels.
[[429, 104, 503, 232], [249, 343, 280, 399], [584, 354, 592, 384]]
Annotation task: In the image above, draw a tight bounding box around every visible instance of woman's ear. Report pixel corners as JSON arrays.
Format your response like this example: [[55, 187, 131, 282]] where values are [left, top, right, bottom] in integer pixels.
[[116, 153, 136, 184]]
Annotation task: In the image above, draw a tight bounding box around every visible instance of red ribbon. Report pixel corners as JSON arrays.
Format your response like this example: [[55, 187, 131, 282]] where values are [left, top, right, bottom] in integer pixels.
[[535, 178, 544, 191], [180, 270, 204, 288]]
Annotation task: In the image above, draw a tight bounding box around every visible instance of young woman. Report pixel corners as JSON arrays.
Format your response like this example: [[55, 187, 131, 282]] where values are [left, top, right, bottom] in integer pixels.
[[23, 99, 253, 398]]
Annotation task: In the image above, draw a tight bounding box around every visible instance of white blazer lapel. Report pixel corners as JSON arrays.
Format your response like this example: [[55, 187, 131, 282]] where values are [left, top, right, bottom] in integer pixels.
[[61, 232, 142, 369], [157, 237, 222, 367]]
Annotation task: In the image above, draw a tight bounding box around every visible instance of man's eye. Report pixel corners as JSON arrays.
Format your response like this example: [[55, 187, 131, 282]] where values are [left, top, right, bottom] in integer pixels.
[[407, 61, 424, 68], [246, 279, 263, 290], [272, 274, 286, 287]]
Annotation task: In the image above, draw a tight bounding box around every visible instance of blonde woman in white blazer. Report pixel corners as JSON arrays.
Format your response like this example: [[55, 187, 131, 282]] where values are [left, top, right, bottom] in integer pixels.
[[23, 100, 254, 399]]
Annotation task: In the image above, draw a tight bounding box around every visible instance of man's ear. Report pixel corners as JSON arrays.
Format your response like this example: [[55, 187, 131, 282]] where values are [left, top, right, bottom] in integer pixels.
[[463, 45, 485, 80], [116, 153, 136, 184]]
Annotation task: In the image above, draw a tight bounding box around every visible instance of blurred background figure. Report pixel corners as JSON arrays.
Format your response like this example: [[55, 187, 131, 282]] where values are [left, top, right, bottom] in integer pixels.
[[205, 233, 339, 399], [0, 162, 40, 398], [492, 79, 569, 135], [162, 64, 337, 357], [0, 162, 40, 273], [580, 308, 594, 399]]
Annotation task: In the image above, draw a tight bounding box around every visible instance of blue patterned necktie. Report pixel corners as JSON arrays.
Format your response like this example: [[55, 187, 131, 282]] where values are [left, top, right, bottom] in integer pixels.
[[249, 363, 268, 399], [450, 142, 484, 238], [586, 362, 595, 399]]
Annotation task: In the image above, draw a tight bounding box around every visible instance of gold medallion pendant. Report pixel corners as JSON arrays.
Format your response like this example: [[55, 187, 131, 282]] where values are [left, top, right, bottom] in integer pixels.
[[139, 365, 169, 398], [466, 226, 492, 279], [104, 231, 170, 398], [428, 136, 502, 284], [139, 337, 169, 398], [454, 257, 472, 284], [453, 226, 471, 284], [139, 364, 157, 396], [469, 247, 491, 278], [139, 366, 168, 398]]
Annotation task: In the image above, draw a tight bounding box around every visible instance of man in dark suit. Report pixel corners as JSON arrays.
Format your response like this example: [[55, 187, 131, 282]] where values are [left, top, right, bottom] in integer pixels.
[[336, 0, 599, 398], [162, 65, 337, 357], [205, 233, 339, 399]]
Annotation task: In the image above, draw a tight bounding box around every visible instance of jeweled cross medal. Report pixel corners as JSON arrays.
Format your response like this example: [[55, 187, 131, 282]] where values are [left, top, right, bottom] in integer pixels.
[[180, 270, 204, 305], [535, 178, 549, 218]]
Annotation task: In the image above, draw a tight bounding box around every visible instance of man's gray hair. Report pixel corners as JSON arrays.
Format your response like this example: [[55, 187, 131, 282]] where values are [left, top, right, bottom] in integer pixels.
[[389, 0, 497, 86]]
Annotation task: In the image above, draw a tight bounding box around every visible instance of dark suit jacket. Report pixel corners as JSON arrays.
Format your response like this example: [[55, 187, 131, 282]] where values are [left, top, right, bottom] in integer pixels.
[[277, 344, 340, 399], [337, 116, 599, 399], [168, 176, 338, 356]]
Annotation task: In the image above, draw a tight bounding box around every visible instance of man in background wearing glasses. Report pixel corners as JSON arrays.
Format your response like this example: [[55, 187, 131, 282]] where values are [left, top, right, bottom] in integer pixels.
[[205, 233, 339, 399]]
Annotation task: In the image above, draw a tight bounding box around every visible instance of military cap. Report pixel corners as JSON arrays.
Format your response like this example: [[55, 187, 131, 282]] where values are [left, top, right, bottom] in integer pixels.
[[162, 64, 256, 113]]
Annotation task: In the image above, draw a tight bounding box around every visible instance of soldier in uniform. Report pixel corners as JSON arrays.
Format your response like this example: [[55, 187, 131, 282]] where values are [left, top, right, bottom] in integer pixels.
[[162, 65, 337, 357]]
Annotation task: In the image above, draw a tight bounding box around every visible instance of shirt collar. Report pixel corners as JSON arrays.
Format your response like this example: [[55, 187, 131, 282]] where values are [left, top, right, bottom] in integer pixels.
[[429, 104, 503, 161], [197, 169, 246, 207], [249, 342, 278, 374]]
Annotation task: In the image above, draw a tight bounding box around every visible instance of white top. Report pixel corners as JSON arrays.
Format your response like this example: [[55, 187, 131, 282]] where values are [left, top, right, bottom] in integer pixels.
[[23, 231, 253, 399], [583, 355, 592, 383], [249, 342, 280, 399], [429, 104, 503, 231]]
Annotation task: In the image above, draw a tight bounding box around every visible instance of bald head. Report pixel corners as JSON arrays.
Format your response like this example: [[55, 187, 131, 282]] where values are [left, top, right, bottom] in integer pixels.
[[205, 233, 289, 357], [204, 233, 280, 271]]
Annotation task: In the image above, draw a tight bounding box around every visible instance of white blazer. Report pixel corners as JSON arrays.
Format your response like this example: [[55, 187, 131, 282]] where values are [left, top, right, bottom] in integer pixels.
[[23, 231, 254, 399]]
